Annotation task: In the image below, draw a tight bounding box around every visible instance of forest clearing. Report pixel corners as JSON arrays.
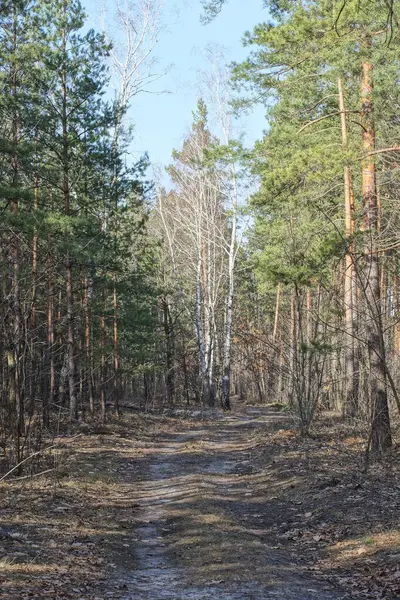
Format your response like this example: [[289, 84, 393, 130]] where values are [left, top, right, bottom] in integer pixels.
[[1, 0, 400, 597]]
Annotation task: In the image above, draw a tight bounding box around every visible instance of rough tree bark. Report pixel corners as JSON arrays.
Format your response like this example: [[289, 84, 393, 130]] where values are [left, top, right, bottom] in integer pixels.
[[62, 1, 77, 421], [338, 77, 359, 417], [44, 236, 55, 428], [100, 283, 106, 423], [8, 2, 22, 461], [161, 295, 175, 405], [361, 60, 392, 453], [84, 272, 94, 413], [113, 274, 119, 416]]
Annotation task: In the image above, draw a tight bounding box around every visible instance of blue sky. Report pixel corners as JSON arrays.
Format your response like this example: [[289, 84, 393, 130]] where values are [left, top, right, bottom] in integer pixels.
[[82, 0, 267, 174]]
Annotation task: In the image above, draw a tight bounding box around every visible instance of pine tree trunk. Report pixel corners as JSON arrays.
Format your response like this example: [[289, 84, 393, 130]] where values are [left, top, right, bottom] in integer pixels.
[[100, 283, 106, 423], [338, 77, 358, 417], [31, 164, 38, 331], [394, 266, 400, 355], [61, 8, 75, 417], [113, 274, 119, 415], [161, 296, 174, 406], [267, 282, 281, 399], [28, 161, 39, 419], [9, 3, 22, 458], [306, 287, 312, 344], [84, 273, 94, 413], [289, 292, 296, 406], [62, 6, 77, 422], [66, 259, 76, 421], [44, 238, 55, 428], [273, 282, 281, 343], [361, 61, 392, 453]]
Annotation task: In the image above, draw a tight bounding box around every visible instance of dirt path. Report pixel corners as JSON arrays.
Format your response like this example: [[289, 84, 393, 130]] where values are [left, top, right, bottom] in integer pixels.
[[2, 403, 399, 599], [112, 405, 347, 600]]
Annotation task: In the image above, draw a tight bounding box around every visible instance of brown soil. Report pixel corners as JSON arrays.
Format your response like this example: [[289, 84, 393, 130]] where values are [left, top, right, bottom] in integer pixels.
[[0, 403, 399, 599]]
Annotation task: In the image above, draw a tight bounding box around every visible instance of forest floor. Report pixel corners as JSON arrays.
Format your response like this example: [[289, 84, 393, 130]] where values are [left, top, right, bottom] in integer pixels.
[[0, 401, 399, 600]]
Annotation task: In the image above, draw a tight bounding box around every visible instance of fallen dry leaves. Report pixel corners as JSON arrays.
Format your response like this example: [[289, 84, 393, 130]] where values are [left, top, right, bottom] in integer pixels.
[[0, 407, 399, 600], [253, 414, 400, 599], [0, 413, 161, 600]]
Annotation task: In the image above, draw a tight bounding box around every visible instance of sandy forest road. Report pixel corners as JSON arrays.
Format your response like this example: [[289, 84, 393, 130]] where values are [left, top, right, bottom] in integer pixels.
[[112, 405, 348, 600]]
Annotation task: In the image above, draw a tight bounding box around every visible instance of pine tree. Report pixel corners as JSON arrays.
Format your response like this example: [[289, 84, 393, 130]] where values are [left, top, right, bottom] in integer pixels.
[[0, 0, 160, 465], [233, 0, 400, 447]]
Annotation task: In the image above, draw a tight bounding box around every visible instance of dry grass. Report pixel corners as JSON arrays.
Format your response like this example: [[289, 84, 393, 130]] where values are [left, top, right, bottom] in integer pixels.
[[0, 412, 163, 600], [1, 406, 399, 599]]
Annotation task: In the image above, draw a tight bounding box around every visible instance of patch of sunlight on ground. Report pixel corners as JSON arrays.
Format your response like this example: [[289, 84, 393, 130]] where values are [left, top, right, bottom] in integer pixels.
[[328, 530, 400, 562], [0, 560, 63, 574]]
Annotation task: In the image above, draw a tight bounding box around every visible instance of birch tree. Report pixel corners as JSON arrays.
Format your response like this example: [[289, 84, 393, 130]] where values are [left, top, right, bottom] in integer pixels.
[[158, 100, 226, 406], [200, 45, 244, 410]]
